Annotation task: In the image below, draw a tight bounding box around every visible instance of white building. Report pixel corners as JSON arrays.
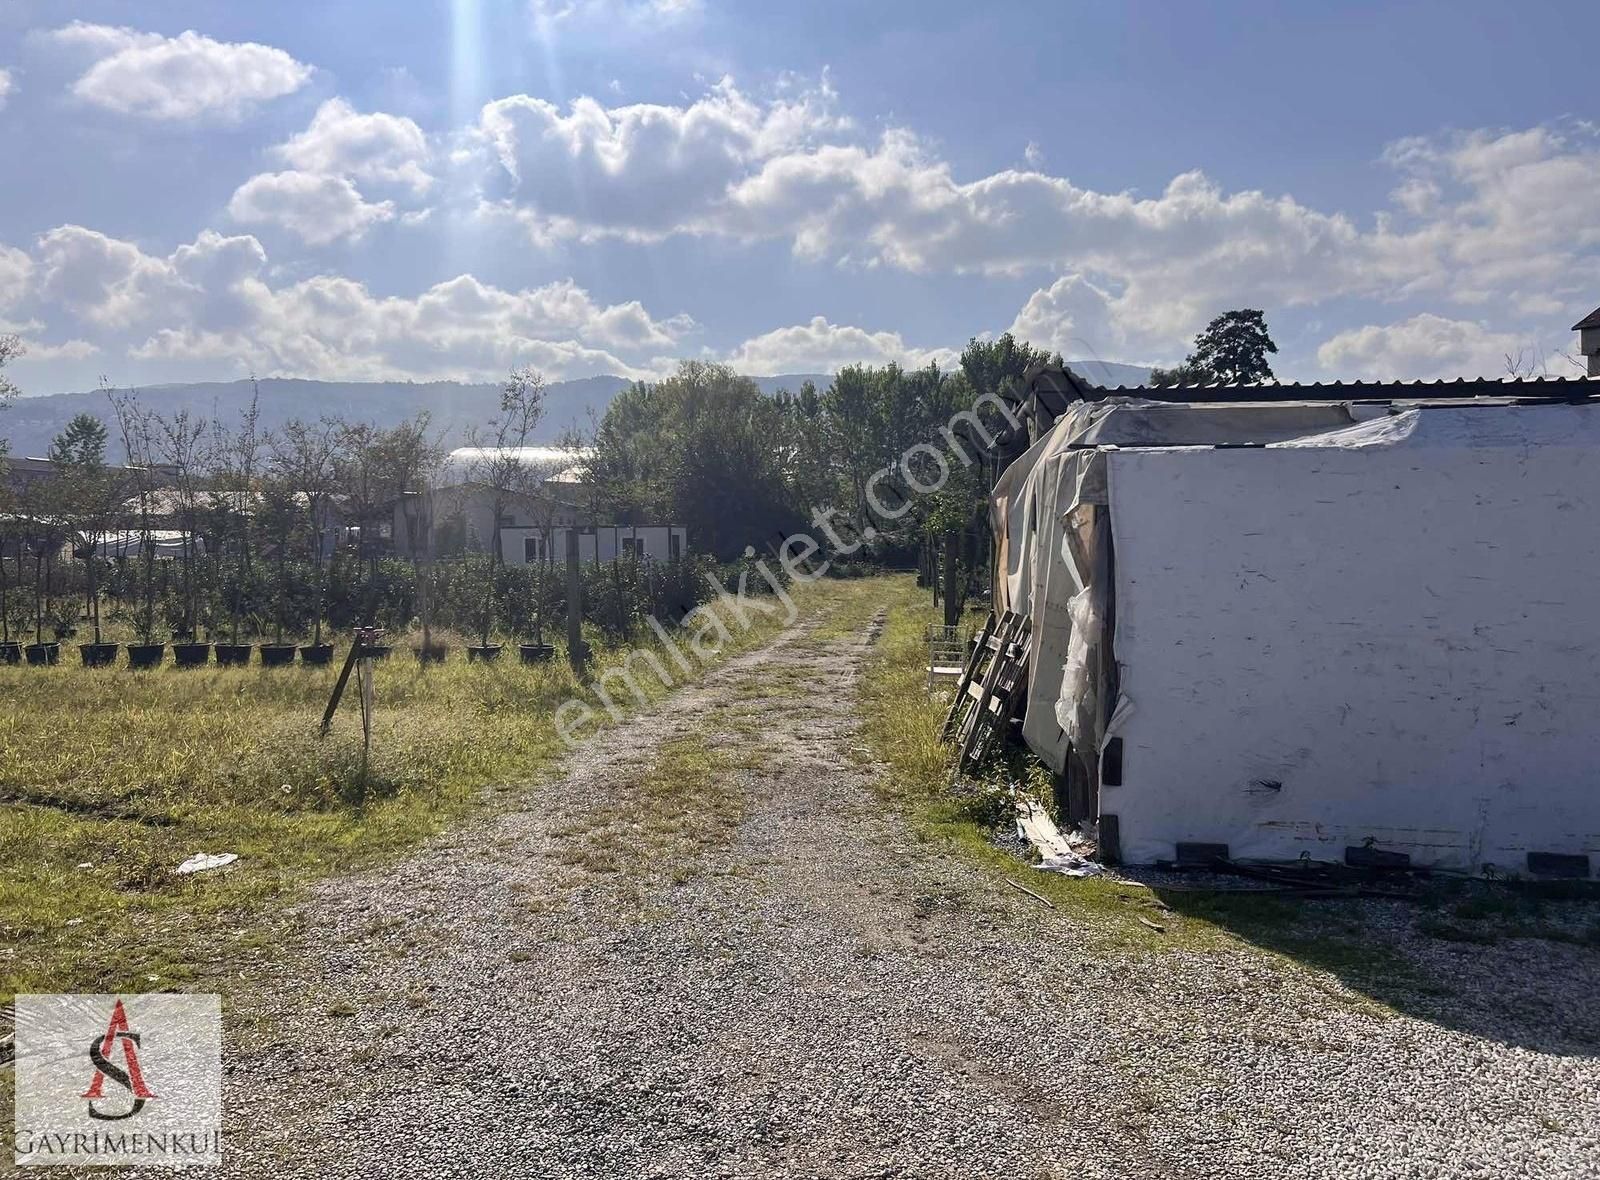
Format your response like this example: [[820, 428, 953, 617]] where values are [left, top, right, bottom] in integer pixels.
[[504, 524, 687, 565], [994, 380, 1600, 875]]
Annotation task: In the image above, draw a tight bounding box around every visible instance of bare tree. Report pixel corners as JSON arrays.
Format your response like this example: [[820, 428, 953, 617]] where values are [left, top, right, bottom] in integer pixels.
[[108, 387, 162, 646], [156, 408, 208, 641], [207, 383, 262, 647], [270, 418, 341, 650], [382, 415, 448, 655], [461, 366, 547, 651]]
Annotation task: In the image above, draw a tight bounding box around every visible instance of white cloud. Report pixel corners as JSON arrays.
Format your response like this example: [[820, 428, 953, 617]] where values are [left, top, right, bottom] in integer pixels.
[[1008, 273, 1124, 361], [34, 224, 187, 327], [274, 98, 433, 194], [475, 77, 848, 241], [0, 243, 33, 313], [21, 225, 693, 382], [0, 68, 14, 110], [724, 315, 955, 374], [529, 0, 702, 25], [473, 78, 1600, 360], [228, 172, 396, 245], [21, 338, 99, 360], [1315, 313, 1533, 381], [48, 22, 309, 120]]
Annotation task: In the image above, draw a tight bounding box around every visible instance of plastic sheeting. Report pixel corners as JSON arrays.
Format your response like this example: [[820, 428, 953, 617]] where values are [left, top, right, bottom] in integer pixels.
[[994, 398, 1600, 871], [1104, 404, 1600, 869]]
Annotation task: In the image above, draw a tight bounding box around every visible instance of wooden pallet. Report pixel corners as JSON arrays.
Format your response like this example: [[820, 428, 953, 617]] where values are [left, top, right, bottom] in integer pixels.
[[941, 611, 1032, 771]]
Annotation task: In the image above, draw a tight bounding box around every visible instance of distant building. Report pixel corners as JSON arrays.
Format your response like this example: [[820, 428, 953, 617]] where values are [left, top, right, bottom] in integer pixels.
[[1575, 305, 1600, 377]]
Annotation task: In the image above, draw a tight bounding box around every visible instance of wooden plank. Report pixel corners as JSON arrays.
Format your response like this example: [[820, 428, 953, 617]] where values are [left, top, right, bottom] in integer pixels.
[[959, 612, 1020, 767], [941, 614, 994, 741]]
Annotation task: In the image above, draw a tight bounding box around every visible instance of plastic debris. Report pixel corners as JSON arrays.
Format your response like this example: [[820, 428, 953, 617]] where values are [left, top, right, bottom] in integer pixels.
[[175, 852, 239, 876], [1015, 797, 1103, 877]]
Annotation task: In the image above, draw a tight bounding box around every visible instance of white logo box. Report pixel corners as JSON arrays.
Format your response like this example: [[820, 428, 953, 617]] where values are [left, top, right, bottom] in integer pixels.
[[12, 993, 222, 1168]]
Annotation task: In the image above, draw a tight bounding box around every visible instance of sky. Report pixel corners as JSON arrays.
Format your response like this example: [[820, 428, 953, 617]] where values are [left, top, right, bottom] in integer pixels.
[[0, 0, 1596, 396]]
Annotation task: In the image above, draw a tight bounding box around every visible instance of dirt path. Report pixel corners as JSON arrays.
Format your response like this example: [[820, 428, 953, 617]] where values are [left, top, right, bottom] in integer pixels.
[[137, 609, 1599, 1180]]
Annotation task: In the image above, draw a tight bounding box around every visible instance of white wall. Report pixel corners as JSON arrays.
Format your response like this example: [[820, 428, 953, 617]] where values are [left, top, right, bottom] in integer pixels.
[[1103, 412, 1600, 872], [501, 525, 687, 565]]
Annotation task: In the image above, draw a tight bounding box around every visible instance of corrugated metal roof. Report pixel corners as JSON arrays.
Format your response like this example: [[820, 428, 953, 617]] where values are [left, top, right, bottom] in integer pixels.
[[1087, 375, 1600, 403]]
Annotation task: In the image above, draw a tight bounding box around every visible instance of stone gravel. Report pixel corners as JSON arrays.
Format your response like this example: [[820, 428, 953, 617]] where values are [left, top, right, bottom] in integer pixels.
[[123, 612, 1600, 1179]]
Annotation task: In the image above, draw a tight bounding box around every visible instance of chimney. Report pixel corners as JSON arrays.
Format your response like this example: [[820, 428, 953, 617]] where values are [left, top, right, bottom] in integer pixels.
[[1576, 305, 1600, 377]]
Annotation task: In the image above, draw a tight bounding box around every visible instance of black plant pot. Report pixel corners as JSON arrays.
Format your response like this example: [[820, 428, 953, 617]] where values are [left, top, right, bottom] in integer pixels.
[[362, 644, 393, 661], [467, 644, 504, 663], [299, 644, 335, 667], [79, 642, 120, 668], [173, 642, 213, 668], [259, 644, 297, 668], [0, 641, 21, 665], [519, 643, 556, 665], [127, 643, 166, 669], [215, 644, 253, 667], [414, 642, 449, 664], [24, 642, 60, 666]]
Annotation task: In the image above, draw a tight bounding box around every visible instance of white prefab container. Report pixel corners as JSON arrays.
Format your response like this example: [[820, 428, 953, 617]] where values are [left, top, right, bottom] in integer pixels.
[[1100, 406, 1600, 870]]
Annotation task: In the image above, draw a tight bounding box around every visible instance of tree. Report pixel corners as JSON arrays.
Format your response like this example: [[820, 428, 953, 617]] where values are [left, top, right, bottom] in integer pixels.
[[155, 409, 208, 640], [383, 415, 447, 654], [207, 386, 263, 646], [108, 388, 162, 646], [0, 334, 21, 411], [958, 332, 1053, 406], [462, 366, 547, 649], [586, 361, 797, 560], [270, 418, 341, 648], [1151, 309, 1278, 386], [50, 413, 121, 646], [0, 338, 18, 648]]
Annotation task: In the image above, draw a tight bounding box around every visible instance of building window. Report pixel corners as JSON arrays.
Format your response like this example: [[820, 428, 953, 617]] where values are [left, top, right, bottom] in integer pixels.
[[621, 537, 645, 560], [669, 532, 682, 560], [524, 535, 548, 562]]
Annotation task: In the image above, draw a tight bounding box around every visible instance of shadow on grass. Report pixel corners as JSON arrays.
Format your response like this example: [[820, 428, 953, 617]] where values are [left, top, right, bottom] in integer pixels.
[[1150, 876, 1600, 1057]]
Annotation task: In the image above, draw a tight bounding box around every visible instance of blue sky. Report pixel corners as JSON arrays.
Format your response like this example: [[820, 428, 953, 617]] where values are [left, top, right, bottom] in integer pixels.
[[0, 0, 1595, 395]]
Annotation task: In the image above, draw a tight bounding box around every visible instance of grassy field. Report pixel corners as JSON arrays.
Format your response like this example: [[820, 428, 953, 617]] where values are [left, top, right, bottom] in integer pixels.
[[0, 584, 827, 1004]]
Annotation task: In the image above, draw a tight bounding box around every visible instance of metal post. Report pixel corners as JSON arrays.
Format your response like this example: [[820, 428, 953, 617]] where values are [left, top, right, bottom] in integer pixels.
[[942, 531, 960, 628], [566, 528, 585, 676]]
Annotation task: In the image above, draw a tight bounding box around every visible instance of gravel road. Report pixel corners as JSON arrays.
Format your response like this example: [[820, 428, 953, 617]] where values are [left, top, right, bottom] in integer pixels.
[[132, 611, 1600, 1179]]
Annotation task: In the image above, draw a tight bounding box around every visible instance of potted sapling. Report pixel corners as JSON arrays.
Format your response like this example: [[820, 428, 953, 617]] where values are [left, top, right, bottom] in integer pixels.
[[50, 413, 121, 666], [256, 476, 299, 667], [463, 365, 547, 665], [111, 390, 166, 669], [210, 390, 261, 667], [270, 419, 339, 667], [159, 409, 211, 667]]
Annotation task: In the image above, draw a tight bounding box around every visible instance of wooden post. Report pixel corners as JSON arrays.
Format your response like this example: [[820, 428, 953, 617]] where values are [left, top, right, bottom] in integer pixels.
[[942, 530, 959, 627], [566, 527, 585, 677]]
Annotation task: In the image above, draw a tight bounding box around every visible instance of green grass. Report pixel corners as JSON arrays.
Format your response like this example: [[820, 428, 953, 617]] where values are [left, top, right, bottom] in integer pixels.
[[0, 579, 835, 1004]]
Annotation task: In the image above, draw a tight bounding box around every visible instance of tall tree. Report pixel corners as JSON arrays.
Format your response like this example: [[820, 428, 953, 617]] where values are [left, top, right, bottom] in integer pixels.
[[1152, 309, 1279, 386], [587, 361, 797, 560], [461, 366, 547, 648], [270, 418, 341, 648], [50, 413, 120, 646], [958, 333, 1052, 404]]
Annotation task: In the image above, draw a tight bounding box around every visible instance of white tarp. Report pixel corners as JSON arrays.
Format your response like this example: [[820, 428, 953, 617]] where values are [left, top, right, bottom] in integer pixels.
[[1102, 403, 1600, 869], [94, 531, 202, 559]]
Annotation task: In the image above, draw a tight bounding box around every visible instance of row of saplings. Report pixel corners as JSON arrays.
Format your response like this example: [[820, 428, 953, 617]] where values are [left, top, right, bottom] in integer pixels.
[[0, 546, 722, 670]]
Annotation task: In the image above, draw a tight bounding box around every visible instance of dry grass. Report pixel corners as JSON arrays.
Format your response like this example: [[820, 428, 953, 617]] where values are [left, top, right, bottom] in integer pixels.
[[0, 578, 833, 1003]]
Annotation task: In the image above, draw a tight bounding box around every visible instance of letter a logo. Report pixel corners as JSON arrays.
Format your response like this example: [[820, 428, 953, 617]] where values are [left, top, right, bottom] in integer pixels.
[[82, 998, 158, 1120]]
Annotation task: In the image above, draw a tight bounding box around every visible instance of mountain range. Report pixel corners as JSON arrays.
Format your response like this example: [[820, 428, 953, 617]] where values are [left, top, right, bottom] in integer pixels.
[[0, 361, 1150, 460]]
